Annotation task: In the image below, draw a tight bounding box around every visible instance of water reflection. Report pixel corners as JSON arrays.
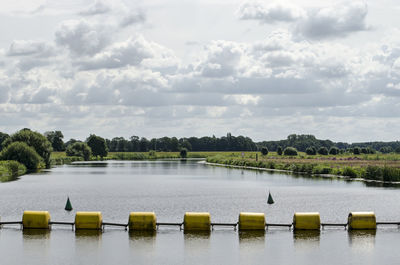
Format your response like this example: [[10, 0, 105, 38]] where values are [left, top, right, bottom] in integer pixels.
[[348, 230, 376, 249], [75, 230, 103, 238], [238, 231, 265, 242], [0, 175, 19, 182], [23, 229, 51, 239], [293, 230, 320, 249], [74, 230, 102, 264], [183, 231, 211, 239]]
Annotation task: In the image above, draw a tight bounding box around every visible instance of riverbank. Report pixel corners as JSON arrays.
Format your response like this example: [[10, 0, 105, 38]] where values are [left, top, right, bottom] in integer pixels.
[[47, 151, 400, 184], [205, 154, 400, 183], [0, 161, 26, 182]]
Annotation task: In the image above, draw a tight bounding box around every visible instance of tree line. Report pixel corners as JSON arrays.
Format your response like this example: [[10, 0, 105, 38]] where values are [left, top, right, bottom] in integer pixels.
[[1, 129, 400, 171]]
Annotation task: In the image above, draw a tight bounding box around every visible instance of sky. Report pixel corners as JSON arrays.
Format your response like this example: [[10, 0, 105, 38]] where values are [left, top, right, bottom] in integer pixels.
[[0, 0, 400, 143]]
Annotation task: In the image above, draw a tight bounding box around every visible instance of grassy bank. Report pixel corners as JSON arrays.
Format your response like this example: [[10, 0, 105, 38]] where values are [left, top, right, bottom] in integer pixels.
[[0, 161, 26, 182], [206, 153, 400, 182]]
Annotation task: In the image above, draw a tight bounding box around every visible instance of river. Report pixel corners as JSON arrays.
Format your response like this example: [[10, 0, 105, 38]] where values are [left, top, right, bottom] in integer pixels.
[[0, 160, 399, 264]]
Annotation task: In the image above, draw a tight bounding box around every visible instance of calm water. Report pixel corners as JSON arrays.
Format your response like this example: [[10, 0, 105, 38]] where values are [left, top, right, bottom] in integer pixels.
[[1, 160, 400, 265]]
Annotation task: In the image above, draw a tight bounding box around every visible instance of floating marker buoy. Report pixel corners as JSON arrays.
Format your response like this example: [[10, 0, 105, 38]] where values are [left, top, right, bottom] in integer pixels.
[[267, 191, 274, 204], [65, 197, 73, 211]]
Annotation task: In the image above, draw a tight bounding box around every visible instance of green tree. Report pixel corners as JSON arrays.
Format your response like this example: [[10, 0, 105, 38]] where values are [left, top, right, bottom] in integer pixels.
[[0, 142, 42, 171], [306, 147, 316, 155], [44, 131, 65, 151], [328, 147, 339, 155], [86, 134, 108, 158], [283, 147, 298, 156], [277, 146, 283, 155], [396, 147, 400, 154], [66, 142, 92, 161], [180, 148, 188, 158], [261, 147, 268, 156], [318, 147, 328, 155], [353, 147, 361, 155], [3, 129, 52, 168], [0, 132, 10, 152]]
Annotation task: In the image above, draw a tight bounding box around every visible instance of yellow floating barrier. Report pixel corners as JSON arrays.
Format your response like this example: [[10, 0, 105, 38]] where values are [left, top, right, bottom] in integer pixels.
[[238, 212, 265, 231], [184, 212, 211, 231], [75, 212, 102, 230], [129, 212, 157, 231], [348, 212, 376, 230], [22, 211, 51, 229], [293, 212, 320, 230]]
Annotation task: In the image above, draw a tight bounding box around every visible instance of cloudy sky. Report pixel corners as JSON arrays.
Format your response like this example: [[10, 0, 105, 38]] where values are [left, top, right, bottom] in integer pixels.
[[1, 0, 400, 142]]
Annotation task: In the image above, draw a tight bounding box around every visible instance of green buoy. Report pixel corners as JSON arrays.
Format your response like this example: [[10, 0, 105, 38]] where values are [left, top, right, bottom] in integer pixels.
[[267, 191, 274, 205], [65, 197, 73, 211]]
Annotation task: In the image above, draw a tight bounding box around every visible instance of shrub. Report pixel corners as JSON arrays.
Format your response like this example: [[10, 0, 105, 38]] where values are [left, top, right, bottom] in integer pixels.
[[318, 147, 328, 155], [329, 147, 339, 155], [0, 142, 42, 171], [283, 147, 298, 156], [353, 147, 361, 155], [66, 142, 92, 161], [306, 147, 316, 155], [341, 167, 358, 178], [277, 146, 283, 155], [3, 129, 52, 168], [180, 148, 188, 158], [261, 147, 268, 156]]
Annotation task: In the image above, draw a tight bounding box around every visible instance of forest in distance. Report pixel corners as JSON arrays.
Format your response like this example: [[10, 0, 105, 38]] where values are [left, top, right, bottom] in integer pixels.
[[1, 130, 399, 154]]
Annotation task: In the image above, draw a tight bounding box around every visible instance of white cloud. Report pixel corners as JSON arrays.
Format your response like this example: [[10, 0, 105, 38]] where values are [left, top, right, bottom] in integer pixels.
[[55, 19, 111, 56], [238, 2, 305, 23], [295, 1, 369, 39], [238, 1, 369, 40], [79, 1, 111, 16], [7, 40, 55, 57]]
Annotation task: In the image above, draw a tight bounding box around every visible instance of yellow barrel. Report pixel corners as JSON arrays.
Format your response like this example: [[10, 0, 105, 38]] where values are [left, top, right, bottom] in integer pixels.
[[75, 212, 102, 230], [128, 212, 157, 231], [184, 212, 211, 231], [22, 211, 51, 229], [238, 212, 265, 231], [293, 212, 320, 230], [348, 212, 376, 230]]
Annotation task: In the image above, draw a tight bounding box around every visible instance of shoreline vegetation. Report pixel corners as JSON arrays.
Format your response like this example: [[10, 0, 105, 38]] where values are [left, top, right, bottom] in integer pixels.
[[1, 129, 400, 183], [49, 151, 400, 184]]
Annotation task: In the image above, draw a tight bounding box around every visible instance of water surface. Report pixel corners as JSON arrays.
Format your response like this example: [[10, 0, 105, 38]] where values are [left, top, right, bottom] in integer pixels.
[[0, 160, 399, 264]]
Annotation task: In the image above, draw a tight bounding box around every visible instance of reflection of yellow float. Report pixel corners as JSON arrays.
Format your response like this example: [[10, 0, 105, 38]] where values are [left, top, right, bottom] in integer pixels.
[[293, 212, 321, 230], [22, 211, 51, 229], [238, 212, 265, 231], [347, 212, 376, 230], [184, 212, 211, 231], [129, 212, 157, 231]]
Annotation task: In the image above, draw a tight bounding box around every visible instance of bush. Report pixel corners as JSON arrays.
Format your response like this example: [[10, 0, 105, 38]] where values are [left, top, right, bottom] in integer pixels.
[[341, 167, 358, 178], [277, 146, 283, 155], [306, 147, 316, 155], [66, 142, 92, 161], [261, 147, 268, 156], [180, 148, 188, 158], [283, 147, 298, 156], [3, 129, 52, 168], [353, 147, 361, 155], [329, 147, 339, 155], [318, 147, 328, 155], [0, 142, 42, 171]]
